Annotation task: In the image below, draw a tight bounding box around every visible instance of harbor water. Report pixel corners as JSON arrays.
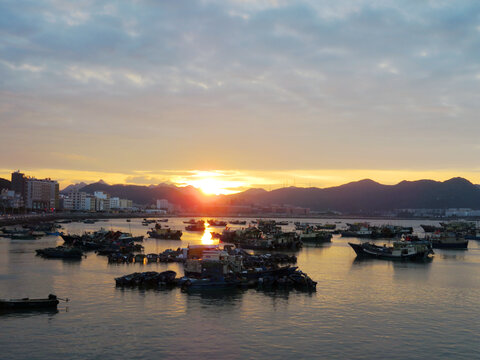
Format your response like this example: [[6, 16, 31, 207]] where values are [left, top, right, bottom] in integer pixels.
[[1, 218, 480, 359]]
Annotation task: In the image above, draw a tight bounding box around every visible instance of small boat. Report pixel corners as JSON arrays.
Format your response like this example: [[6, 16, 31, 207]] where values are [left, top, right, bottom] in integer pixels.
[[276, 221, 289, 226], [0, 294, 60, 310]]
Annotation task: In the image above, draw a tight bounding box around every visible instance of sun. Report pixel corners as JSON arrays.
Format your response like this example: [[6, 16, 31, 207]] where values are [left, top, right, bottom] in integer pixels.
[[193, 178, 232, 195], [180, 171, 246, 195]]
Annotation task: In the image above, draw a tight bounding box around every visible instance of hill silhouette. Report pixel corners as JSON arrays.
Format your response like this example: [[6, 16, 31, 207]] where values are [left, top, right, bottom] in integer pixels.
[[72, 177, 480, 212], [0, 178, 11, 190]]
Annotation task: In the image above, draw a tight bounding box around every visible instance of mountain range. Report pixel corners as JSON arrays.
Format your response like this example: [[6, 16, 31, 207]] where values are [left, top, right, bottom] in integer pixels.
[[59, 177, 480, 213]]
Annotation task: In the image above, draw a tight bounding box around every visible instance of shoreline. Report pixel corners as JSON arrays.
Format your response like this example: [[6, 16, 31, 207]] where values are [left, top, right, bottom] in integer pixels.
[[1, 211, 474, 227]]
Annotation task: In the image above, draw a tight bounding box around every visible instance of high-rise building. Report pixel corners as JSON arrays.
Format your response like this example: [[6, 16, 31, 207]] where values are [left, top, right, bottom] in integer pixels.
[[25, 178, 59, 210], [11, 171, 26, 201]]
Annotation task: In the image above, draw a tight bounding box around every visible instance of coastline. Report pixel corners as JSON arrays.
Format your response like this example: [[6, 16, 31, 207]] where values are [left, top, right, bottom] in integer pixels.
[[1, 211, 473, 227]]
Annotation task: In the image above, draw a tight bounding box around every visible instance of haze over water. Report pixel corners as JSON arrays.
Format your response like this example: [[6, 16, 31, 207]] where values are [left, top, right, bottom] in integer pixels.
[[1, 218, 480, 359]]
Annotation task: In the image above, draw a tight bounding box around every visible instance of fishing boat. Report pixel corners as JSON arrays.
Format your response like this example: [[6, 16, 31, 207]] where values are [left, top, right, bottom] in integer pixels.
[[183, 219, 198, 224], [10, 232, 38, 240], [36, 246, 84, 259], [185, 222, 206, 231], [207, 219, 228, 227], [316, 223, 336, 230], [229, 220, 247, 225], [429, 232, 468, 249], [147, 226, 182, 240], [298, 227, 332, 244], [349, 240, 433, 261], [465, 231, 480, 241], [180, 277, 241, 291], [420, 224, 441, 233], [0, 294, 60, 310]]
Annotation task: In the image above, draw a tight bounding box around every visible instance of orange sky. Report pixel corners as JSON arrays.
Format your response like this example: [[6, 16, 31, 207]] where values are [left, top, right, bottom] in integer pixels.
[[2, 2, 480, 194], [2, 168, 480, 195]]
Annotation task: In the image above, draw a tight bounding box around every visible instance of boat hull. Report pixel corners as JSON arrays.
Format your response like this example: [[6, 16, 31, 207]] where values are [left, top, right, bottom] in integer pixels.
[[431, 241, 468, 249], [0, 297, 59, 310], [349, 242, 430, 261]]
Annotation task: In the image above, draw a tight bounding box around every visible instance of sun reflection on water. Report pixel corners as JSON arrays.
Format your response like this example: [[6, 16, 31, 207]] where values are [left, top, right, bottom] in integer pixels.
[[201, 223, 219, 245]]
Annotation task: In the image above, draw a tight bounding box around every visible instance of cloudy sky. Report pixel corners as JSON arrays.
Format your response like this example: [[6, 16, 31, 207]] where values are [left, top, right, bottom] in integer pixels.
[[1, 0, 480, 192]]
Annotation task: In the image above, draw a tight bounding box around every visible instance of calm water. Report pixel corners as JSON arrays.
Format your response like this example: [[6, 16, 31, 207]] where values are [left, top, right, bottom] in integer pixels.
[[1, 217, 480, 360]]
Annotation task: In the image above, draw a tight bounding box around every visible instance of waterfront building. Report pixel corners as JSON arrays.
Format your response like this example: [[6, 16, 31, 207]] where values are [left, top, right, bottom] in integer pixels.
[[84, 196, 96, 211], [94, 191, 111, 211], [62, 196, 74, 210], [25, 177, 59, 211], [11, 171, 26, 201], [0, 189, 24, 209], [119, 199, 133, 209], [110, 197, 120, 209], [156, 199, 174, 212]]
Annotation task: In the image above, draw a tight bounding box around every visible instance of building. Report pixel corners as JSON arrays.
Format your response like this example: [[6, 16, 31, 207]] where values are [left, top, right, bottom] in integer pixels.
[[156, 199, 170, 210], [11, 171, 26, 201], [0, 189, 24, 209], [69, 191, 87, 211], [62, 196, 74, 210], [84, 196, 96, 211], [119, 199, 133, 209], [94, 191, 110, 211], [25, 178, 59, 210], [110, 197, 120, 209]]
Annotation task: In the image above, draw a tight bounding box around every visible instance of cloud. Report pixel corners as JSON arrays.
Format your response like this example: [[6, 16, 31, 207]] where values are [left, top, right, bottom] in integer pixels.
[[1, 0, 480, 175]]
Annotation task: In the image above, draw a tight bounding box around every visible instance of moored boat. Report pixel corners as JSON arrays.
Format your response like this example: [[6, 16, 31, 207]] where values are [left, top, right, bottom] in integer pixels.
[[429, 232, 468, 249], [349, 240, 433, 261], [147, 227, 182, 240], [36, 246, 84, 259], [0, 294, 60, 310], [299, 228, 332, 244]]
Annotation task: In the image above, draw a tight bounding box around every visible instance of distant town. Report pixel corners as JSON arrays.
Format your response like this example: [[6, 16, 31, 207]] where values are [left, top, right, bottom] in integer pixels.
[[2, 170, 480, 220]]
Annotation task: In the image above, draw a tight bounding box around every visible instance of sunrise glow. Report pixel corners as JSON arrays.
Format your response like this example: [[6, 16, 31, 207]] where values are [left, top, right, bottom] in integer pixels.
[[201, 223, 218, 245], [179, 171, 247, 195]]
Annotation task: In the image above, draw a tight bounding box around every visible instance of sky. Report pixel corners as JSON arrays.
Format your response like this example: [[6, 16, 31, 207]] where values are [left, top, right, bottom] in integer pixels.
[[1, 0, 480, 193]]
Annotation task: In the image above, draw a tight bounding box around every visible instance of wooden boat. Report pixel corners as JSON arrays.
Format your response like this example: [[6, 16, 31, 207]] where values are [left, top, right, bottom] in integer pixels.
[[0, 294, 59, 310]]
